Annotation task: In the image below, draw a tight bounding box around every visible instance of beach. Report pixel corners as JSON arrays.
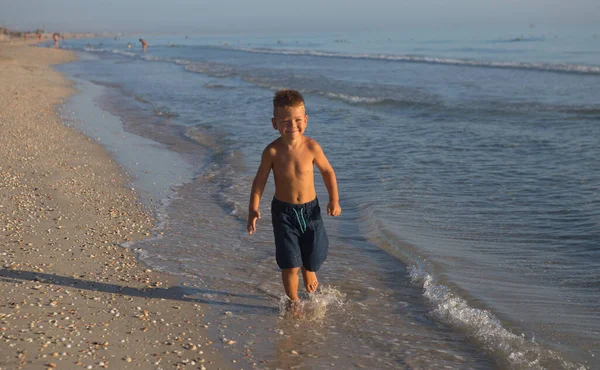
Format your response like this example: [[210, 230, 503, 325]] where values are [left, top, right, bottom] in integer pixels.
[[1, 27, 597, 369], [0, 41, 235, 369]]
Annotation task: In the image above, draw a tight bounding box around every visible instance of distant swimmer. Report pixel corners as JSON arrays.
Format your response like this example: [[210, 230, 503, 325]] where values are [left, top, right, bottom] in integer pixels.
[[127, 43, 132, 49], [139, 38, 148, 52]]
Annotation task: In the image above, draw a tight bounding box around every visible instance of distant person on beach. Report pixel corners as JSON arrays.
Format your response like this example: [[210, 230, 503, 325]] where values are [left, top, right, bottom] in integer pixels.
[[53, 33, 60, 48], [247, 89, 341, 312], [139, 38, 147, 52]]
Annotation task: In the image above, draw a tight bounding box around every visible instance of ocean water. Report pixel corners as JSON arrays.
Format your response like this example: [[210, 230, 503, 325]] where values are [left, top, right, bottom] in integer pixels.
[[52, 25, 599, 369]]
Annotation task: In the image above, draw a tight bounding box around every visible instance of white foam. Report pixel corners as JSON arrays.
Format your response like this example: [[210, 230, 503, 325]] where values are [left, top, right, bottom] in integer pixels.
[[110, 49, 137, 57], [323, 92, 385, 104], [408, 265, 586, 369]]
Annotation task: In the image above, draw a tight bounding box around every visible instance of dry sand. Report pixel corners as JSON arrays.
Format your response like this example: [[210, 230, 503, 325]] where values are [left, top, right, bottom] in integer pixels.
[[0, 41, 237, 369]]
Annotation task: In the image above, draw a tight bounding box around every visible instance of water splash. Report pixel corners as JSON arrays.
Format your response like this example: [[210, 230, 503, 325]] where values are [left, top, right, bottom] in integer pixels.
[[278, 286, 346, 320]]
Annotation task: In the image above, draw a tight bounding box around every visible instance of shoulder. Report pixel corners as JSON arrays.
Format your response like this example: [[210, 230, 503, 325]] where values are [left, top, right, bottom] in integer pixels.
[[263, 139, 281, 157], [303, 137, 323, 153]]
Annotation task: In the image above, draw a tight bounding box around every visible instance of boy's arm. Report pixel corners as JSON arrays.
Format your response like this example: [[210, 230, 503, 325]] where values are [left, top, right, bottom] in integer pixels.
[[247, 147, 274, 234], [313, 143, 341, 217]]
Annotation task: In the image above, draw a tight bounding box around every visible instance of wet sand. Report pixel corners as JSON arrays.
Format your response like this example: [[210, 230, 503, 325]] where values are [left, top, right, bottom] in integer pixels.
[[0, 41, 235, 369]]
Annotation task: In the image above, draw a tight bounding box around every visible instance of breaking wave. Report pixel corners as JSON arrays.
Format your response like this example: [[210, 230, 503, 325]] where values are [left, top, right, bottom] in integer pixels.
[[234, 46, 600, 75]]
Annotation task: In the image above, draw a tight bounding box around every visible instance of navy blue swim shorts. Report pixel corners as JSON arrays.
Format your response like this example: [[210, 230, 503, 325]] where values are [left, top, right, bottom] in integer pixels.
[[271, 197, 329, 271]]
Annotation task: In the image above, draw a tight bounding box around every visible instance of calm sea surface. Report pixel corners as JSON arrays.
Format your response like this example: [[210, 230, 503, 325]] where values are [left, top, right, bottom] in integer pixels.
[[53, 25, 599, 369]]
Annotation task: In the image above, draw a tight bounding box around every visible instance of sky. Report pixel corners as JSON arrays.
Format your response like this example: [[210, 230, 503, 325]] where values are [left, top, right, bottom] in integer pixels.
[[1, 0, 598, 34]]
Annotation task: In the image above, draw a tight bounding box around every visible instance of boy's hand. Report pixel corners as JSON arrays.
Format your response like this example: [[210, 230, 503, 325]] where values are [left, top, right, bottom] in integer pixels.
[[327, 201, 341, 217], [247, 209, 260, 234]]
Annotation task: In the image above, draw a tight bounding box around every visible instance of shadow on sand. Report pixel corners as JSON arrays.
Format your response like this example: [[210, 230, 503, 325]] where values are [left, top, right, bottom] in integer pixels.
[[0, 268, 276, 314]]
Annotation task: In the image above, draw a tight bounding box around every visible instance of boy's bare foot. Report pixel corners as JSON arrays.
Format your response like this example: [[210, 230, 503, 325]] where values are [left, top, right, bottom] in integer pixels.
[[301, 267, 319, 293], [287, 299, 304, 318]]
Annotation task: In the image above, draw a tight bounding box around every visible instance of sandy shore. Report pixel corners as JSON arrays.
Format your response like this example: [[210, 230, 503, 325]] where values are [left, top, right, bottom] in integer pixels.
[[0, 41, 235, 369]]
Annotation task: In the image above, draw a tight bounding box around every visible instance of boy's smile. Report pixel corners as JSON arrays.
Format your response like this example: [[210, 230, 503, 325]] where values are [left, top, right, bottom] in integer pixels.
[[272, 105, 308, 140]]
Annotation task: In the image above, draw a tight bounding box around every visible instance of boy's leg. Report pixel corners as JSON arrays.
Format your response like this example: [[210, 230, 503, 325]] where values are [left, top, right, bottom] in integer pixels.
[[298, 199, 328, 294], [301, 266, 319, 293], [281, 267, 301, 301]]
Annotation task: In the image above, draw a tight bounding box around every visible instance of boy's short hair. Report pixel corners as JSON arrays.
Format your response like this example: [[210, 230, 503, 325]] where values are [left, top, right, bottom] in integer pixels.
[[273, 89, 305, 114]]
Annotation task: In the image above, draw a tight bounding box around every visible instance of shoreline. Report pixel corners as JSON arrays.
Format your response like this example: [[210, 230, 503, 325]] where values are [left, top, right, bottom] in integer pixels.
[[0, 41, 236, 369]]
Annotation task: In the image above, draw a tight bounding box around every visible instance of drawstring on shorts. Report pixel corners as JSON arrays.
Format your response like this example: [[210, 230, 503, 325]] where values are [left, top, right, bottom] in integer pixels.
[[292, 208, 307, 234]]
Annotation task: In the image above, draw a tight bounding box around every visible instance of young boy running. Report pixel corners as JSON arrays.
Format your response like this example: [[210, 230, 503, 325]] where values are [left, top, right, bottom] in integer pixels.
[[247, 89, 341, 305]]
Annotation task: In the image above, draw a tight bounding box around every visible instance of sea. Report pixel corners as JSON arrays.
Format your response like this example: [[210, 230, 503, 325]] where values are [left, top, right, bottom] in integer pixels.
[[49, 24, 599, 369]]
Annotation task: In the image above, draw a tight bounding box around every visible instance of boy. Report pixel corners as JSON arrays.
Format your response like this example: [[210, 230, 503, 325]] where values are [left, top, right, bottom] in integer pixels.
[[247, 89, 341, 305]]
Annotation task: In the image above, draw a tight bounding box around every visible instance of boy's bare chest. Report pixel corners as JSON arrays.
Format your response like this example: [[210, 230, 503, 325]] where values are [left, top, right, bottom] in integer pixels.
[[273, 151, 314, 176]]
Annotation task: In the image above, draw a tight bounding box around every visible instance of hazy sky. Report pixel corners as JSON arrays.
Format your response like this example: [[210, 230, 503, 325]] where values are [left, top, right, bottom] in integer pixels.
[[1, 0, 598, 34]]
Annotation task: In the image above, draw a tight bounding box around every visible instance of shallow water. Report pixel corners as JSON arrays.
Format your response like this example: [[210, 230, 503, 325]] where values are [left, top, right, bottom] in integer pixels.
[[55, 26, 599, 368]]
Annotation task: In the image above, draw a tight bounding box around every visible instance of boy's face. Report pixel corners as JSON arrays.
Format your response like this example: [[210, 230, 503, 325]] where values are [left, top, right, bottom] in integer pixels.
[[272, 104, 308, 139]]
